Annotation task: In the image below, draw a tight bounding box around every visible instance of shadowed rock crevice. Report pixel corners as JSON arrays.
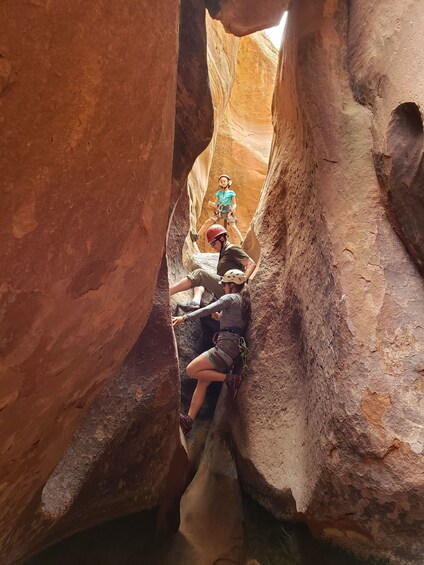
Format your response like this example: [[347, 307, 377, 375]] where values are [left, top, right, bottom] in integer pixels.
[[171, 0, 214, 210], [374, 102, 424, 275]]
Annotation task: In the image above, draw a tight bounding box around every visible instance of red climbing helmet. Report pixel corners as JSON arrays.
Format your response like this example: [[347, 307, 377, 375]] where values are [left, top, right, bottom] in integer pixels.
[[206, 224, 228, 243]]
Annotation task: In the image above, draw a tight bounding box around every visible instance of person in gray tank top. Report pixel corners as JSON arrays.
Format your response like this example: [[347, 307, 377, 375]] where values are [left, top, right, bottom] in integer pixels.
[[173, 269, 251, 435]]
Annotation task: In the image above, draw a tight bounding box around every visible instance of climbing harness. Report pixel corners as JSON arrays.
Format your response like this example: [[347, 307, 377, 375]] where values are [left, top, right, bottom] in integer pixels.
[[215, 204, 238, 229], [212, 327, 249, 376], [219, 326, 244, 336]]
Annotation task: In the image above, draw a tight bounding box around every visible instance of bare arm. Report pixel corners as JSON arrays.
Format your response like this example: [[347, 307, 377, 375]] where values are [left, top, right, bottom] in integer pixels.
[[208, 198, 219, 208], [181, 294, 233, 323], [242, 256, 256, 280]]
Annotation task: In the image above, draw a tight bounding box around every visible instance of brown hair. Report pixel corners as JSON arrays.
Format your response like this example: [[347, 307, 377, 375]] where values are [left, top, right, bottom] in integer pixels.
[[234, 283, 251, 321]]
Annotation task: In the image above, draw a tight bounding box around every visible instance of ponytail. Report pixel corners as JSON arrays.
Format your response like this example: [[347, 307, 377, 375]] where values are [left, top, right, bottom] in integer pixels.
[[234, 283, 251, 321]]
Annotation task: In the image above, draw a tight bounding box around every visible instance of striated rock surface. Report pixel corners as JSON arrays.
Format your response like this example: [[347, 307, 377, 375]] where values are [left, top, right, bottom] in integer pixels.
[[0, 0, 214, 561], [349, 2, 424, 276], [169, 16, 239, 270], [168, 3, 217, 283], [170, 0, 214, 212], [196, 31, 278, 250], [185, 23, 277, 254], [228, 0, 424, 562], [186, 17, 239, 244]]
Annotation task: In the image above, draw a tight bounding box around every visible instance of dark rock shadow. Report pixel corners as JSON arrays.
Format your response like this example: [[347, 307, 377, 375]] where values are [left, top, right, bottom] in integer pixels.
[[374, 102, 424, 275]]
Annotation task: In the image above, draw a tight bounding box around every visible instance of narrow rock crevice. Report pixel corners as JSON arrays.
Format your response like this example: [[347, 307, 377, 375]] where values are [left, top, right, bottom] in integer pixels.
[[374, 102, 424, 275]]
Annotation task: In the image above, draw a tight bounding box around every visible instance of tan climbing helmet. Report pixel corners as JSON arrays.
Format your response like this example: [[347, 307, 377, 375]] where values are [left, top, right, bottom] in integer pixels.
[[218, 173, 232, 186], [220, 269, 246, 285]]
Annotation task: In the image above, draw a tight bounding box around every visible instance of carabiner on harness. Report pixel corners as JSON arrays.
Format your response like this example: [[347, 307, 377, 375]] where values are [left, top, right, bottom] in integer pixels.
[[238, 337, 250, 379]]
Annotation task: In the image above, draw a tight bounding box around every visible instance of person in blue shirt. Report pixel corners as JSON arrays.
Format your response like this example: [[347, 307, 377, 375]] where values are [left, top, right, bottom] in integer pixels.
[[191, 174, 244, 245]]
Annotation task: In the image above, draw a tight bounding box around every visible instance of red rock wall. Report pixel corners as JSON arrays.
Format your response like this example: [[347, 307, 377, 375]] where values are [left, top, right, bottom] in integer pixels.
[[348, 0, 424, 276], [228, 0, 424, 561], [206, 0, 288, 36], [185, 16, 239, 257], [2, 0, 424, 562], [168, 0, 215, 280], [0, 0, 180, 560], [22, 258, 187, 560]]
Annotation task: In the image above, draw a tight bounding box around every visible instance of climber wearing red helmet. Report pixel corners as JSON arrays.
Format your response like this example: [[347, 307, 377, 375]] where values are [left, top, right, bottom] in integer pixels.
[[169, 224, 256, 310], [190, 174, 244, 245]]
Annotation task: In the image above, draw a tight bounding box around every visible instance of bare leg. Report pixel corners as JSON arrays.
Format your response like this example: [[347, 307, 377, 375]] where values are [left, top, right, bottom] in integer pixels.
[[186, 354, 226, 382], [229, 222, 243, 243], [170, 276, 193, 296], [192, 286, 205, 304], [188, 381, 209, 421], [197, 217, 215, 238], [186, 353, 226, 421]]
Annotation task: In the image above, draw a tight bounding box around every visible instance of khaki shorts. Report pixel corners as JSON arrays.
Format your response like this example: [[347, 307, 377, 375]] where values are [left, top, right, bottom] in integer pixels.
[[187, 269, 225, 298], [205, 332, 241, 372], [205, 348, 230, 372]]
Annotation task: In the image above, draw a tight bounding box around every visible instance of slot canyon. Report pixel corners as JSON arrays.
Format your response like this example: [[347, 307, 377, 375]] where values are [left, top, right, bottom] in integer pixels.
[[1, 0, 424, 564]]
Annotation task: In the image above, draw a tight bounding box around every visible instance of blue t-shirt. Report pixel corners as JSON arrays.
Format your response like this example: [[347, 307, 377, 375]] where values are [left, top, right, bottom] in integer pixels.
[[216, 189, 236, 208]]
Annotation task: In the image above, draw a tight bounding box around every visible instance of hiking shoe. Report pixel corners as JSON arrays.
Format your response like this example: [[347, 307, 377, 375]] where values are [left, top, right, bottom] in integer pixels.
[[227, 373, 242, 401], [178, 300, 200, 311], [190, 231, 199, 242], [179, 414, 193, 435]]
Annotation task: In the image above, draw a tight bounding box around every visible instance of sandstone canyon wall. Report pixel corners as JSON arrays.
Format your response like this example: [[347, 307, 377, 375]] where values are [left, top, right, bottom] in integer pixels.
[[216, 0, 424, 562], [168, 16, 239, 280], [195, 31, 278, 251], [2, 0, 424, 563], [206, 0, 289, 36], [0, 0, 214, 561]]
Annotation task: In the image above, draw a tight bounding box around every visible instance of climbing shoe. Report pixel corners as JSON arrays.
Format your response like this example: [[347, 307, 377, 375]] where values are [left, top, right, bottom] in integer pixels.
[[178, 300, 200, 311], [226, 372, 242, 401], [179, 414, 193, 435], [190, 231, 199, 242]]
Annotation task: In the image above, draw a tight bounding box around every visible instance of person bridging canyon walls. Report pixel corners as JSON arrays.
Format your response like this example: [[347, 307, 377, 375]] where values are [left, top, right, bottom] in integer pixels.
[[170, 224, 256, 310], [191, 173, 244, 245]]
